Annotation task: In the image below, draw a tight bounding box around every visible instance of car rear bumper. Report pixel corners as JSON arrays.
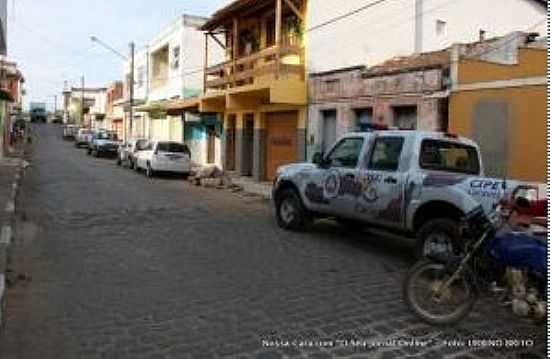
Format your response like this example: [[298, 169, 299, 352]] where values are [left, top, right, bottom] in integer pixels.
[[153, 162, 191, 173]]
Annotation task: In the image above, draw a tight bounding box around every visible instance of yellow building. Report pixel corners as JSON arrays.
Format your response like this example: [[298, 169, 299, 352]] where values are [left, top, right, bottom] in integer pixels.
[[449, 40, 547, 183], [200, 0, 307, 181]]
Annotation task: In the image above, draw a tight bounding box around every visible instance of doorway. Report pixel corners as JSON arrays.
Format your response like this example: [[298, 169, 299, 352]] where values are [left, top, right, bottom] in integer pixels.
[[393, 105, 418, 130], [226, 115, 236, 170], [321, 109, 337, 153], [206, 125, 216, 164], [266, 111, 298, 181], [242, 114, 254, 176]]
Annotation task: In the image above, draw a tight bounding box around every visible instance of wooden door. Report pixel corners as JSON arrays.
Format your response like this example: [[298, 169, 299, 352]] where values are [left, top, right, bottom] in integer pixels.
[[226, 117, 236, 170], [242, 116, 254, 176], [207, 126, 216, 164], [266, 111, 298, 181]]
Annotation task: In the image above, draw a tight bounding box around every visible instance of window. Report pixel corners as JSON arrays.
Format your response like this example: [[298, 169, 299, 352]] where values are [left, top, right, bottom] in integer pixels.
[[393, 105, 417, 130], [157, 142, 190, 155], [369, 137, 404, 172], [479, 29, 487, 41], [171, 46, 180, 69], [419, 139, 480, 175], [324, 79, 340, 93], [326, 137, 364, 168], [135, 140, 149, 150], [355, 108, 374, 131], [436, 20, 447, 36], [97, 132, 117, 140], [136, 66, 145, 88]]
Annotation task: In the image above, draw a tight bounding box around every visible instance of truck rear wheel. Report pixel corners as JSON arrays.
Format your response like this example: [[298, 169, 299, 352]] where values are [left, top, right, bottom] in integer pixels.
[[275, 189, 310, 231], [416, 218, 460, 259]]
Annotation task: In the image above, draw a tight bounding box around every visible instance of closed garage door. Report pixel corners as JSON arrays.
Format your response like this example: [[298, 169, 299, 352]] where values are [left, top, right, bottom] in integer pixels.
[[265, 111, 298, 181]]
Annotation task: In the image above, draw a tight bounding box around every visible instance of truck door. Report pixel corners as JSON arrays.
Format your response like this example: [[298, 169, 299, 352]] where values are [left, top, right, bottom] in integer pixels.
[[356, 135, 406, 229], [307, 136, 365, 216]]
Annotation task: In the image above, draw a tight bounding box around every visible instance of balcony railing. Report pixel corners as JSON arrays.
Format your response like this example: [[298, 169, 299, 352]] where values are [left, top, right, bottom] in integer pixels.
[[204, 45, 304, 92]]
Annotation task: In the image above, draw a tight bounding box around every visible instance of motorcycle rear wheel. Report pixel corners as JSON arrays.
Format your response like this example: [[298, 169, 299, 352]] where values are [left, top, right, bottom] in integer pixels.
[[403, 260, 478, 325]]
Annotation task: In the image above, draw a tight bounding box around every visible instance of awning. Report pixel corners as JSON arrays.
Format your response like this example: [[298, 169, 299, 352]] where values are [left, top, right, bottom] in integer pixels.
[[118, 99, 146, 112], [166, 97, 200, 112], [134, 100, 168, 112]]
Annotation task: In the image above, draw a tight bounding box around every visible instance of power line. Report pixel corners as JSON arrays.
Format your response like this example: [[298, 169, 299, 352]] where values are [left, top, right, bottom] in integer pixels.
[[306, 0, 393, 33]]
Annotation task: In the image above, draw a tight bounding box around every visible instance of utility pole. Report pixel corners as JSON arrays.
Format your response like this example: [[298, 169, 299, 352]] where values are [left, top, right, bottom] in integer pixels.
[[81, 76, 85, 128], [54, 95, 57, 113], [129, 42, 135, 138]]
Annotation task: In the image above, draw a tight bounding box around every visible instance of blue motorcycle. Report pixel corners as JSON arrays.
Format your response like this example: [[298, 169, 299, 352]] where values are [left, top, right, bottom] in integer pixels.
[[403, 198, 547, 325]]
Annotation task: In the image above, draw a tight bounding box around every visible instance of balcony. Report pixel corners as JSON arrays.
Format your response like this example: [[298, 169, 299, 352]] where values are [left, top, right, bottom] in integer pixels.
[[201, 0, 306, 97], [205, 44, 304, 92]]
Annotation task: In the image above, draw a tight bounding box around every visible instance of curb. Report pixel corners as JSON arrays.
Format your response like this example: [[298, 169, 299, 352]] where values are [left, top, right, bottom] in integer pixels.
[[0, 160, 26, 330]]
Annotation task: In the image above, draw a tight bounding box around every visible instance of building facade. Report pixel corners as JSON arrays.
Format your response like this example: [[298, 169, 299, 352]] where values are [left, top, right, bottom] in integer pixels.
[[306, 0, 547, 159], [65, 87, 107, 128], [200, 0, 307, 181], [105, 81, 124, 138], [0, 60, 24, 156], [125, 15, 212, 145], [449, 35, 547, 182]]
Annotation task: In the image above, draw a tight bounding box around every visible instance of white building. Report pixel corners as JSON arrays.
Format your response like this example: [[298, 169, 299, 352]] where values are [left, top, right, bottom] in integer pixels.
[[124, 14, 216, 143], [65, 87, 107, 128], [306, 0, 548, 73]]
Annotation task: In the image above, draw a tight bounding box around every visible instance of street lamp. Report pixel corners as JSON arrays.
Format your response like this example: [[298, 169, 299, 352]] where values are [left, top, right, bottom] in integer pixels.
[[91, 36, 135, 139]]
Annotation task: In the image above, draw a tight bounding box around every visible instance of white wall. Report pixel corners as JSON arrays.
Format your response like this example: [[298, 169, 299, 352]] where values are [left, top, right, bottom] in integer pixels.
[[419, 0, 547, 53], [131, 48, 149, 102], [146, 15, 210, 102], [307, 0, 416, 73], [182, 17, 207, 97], [90, 91, 107, 114], [306, 0, 548, 73]]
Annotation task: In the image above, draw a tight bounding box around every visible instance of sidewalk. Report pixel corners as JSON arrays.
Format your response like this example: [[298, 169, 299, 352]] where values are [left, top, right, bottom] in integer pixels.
[[0, 143, 28, 330], [227, 172, 273, 200]]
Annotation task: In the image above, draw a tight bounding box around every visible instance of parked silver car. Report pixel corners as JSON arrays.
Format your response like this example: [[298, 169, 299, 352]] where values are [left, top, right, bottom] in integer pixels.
[[117, 138, 149, 168], [87, 131, 120, 157]]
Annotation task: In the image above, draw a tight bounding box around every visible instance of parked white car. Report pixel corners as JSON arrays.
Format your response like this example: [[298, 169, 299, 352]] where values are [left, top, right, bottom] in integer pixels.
[[135, 141, 192, 178], [75, 128, 93, 148], [117, 138, 149, 168]]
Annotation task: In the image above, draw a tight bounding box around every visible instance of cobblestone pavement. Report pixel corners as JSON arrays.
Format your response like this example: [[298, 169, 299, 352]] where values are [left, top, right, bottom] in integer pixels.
[[0, 125, 545, 359]]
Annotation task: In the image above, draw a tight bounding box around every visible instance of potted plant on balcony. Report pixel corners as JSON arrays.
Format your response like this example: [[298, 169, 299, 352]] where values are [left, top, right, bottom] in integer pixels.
[[285, 15, 303, 46]]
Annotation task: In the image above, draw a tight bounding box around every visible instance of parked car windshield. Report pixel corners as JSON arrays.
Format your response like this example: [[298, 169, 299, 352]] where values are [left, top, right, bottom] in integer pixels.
[[97, 132, 118, 141], [135, 139, 149, 150], [419, 139, 480, 175], [157, 143, 190, 154]]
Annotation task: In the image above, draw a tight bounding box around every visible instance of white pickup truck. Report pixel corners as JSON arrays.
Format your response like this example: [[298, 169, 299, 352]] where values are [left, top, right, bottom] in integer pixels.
[[272, 130, 544, 257]]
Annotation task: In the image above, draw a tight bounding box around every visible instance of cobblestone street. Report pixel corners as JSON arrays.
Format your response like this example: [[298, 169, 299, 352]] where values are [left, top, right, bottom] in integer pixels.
[[0, 124, 545, 359]]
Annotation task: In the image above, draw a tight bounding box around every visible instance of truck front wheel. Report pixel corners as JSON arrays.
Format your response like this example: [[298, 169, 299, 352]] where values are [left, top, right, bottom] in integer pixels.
[[275, 189, 310, 231], [416, 218, 460, 259]]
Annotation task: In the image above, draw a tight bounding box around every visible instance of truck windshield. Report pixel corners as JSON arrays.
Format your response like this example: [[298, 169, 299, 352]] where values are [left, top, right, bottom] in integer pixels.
[[419, 139, 480, 175]]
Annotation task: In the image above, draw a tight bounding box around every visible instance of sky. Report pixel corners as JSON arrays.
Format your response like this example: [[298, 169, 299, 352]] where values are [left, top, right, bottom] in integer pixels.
[[8, 0, 230, 110]]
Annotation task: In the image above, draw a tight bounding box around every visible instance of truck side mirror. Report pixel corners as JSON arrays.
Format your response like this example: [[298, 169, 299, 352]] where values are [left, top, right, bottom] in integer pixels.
[[312, 152, 324, 166]]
